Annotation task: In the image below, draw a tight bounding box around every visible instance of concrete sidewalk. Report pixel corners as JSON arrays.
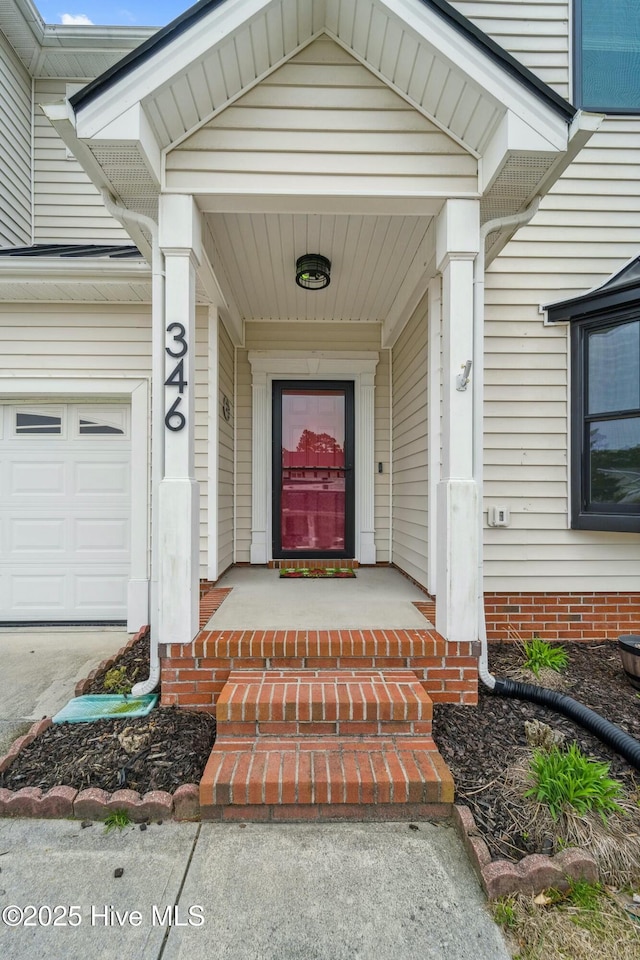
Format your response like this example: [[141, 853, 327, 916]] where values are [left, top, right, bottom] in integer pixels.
[[0, 818, 510, 960]]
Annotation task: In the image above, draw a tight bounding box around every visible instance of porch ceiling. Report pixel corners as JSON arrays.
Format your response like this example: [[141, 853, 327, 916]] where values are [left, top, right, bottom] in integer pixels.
[[205, 211, 434, 322]]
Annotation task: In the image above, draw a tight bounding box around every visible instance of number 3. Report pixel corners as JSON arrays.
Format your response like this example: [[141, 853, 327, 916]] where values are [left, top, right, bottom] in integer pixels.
[[166, 322, 187, 358]]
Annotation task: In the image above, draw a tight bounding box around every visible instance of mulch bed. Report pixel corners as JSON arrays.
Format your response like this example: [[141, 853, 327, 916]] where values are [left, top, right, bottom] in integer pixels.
[[1, 636, 638, 853], [433, 641, 640, 862], [1, 632, 216, 795]]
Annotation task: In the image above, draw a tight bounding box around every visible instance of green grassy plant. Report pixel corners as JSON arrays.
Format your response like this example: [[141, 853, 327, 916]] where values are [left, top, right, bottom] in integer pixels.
[[525, 743, 624, 821], [521, 637, 569, 677], [103, 809, 131, 832]]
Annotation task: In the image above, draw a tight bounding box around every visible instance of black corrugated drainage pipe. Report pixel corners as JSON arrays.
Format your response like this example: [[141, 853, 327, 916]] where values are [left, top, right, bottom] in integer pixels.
[[490, 678, 640, 772]]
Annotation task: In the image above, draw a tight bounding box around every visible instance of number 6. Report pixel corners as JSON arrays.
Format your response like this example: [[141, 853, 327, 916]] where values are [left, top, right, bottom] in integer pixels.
[[165, 396, 186, 432]]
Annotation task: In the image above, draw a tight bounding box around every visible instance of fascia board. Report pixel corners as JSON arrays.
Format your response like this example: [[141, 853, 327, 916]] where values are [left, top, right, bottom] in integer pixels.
[[0, 259, 150, 281], [379, 0, 570, 152], [73, 0, 275, 139]]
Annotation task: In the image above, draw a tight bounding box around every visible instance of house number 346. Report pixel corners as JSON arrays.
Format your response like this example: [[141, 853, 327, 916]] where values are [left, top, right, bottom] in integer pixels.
[[164, 322, 187, 432]]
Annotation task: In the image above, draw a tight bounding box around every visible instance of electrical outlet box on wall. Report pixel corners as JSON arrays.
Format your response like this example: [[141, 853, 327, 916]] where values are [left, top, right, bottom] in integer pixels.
[[488, 505, 511, 527]]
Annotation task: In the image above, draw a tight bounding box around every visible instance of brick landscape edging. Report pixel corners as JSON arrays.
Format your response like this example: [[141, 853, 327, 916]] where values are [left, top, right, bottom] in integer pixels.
[[0, 624, 202, 822], [451, 803, 599, 899]]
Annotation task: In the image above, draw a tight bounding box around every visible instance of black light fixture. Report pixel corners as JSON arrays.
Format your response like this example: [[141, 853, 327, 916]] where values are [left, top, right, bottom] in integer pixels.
[[295, 254, 331, 290]]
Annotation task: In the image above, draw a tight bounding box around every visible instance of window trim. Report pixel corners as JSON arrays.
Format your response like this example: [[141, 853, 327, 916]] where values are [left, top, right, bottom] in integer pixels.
[[570, 308, 640, 532], [574, 0, 640, 114]]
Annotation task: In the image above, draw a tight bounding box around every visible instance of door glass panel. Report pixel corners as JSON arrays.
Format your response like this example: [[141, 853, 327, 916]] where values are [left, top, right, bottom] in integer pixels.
[[281, 389, 346, 551]]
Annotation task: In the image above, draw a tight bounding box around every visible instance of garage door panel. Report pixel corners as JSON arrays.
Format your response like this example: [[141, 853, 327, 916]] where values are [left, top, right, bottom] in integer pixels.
[[74, 460, 130, 496], [11, 461, 66, 495], [73, 518, 129, 554], [10, 573, 67, 610], [74, 573, 128, 610], [11, 518, 66, 553]]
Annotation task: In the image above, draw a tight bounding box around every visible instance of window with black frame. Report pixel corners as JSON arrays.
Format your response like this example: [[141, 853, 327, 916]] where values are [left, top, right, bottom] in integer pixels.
[[571, 312, 640, 530], [576, 0, 640, 112]]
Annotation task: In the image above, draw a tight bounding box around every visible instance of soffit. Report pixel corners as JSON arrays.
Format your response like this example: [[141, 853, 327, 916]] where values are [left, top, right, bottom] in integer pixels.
[[204, 211, 434, 322], [0, 0, 153, 78]]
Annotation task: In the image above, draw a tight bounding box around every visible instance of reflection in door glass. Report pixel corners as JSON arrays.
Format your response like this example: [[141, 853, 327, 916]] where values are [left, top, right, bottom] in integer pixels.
[[281, 390, 345, 551]]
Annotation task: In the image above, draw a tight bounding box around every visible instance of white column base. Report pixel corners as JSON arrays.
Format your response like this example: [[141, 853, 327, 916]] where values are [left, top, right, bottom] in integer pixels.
[[435, 480, 478, 642], [127, 579, 150, 632], [158, 478, 200, 645], [359, 531, 377, 564], [250, 532, 268, 564]]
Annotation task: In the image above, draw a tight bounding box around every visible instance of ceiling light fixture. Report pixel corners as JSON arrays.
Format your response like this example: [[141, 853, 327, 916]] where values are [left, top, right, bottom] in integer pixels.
[[295, 254, 331, 290]]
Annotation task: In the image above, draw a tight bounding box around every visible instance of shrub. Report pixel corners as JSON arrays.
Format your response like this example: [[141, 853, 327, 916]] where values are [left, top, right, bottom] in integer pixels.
[[525, 742, 624, 821], [522, 637, 569, 677], [103, 666, 134, 695]]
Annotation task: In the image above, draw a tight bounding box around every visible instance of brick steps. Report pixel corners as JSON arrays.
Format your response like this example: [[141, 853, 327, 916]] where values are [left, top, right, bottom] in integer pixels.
[[162, 628, 479, 710], [199, 667, 454, 821], [216, 668, 432, 736], [200, 735, 454, 820]]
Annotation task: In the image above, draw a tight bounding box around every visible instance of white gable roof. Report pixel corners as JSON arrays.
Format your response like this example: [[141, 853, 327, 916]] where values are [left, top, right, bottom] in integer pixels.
[[53, 0, 593, 229]]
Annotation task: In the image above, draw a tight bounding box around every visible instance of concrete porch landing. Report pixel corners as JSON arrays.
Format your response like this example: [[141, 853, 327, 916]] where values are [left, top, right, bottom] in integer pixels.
[[205, 565, 432, 629]]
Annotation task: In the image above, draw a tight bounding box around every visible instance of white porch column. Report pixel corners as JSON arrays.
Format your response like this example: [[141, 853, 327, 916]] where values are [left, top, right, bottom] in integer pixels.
[[435, 199, 480, 642], [158, 194, 201, 644], [426, 276, 442, 597], [207, 306, 219, 581], [250, 368, 269, 564]]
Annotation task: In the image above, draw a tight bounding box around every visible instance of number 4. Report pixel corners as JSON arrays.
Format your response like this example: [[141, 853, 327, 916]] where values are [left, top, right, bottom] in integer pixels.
[[165, 358, 187, 393]]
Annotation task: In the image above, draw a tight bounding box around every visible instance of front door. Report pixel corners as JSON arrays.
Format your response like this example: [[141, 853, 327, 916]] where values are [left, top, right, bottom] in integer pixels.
[[272, 381, 354, 559]]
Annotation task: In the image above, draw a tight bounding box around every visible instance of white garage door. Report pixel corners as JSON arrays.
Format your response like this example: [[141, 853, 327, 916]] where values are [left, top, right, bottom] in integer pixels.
[[0, 403, 131, 622]]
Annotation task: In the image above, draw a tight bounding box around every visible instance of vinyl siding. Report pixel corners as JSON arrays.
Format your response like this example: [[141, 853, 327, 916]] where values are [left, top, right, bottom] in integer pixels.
[[392, 298, 428, 589], [218, 321, 234, 575], [166, 35, 477, 198], [450, 0, 570, 99], [0, 32, 31, 246], [33, 81, 128, 245], [483, 118, 640, 591], [236, 321, 386, 563]]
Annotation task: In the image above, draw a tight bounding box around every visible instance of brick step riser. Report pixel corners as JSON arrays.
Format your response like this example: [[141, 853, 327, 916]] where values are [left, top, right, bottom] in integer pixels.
[[218, 719, 433, 737], [200, 736, 454, 811], [200, 803, 451, 822]]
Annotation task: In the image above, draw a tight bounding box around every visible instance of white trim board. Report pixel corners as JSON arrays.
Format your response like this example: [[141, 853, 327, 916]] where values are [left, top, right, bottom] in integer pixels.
[[247, 351, 379, 564]]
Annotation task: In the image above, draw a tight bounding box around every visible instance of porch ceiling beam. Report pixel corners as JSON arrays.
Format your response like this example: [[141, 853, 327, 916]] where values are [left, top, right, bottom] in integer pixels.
[[193, 193, 447, 217]]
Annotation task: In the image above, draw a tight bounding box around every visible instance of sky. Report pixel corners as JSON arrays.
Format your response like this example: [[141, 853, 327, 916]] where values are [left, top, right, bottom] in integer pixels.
[[36, 0, 190, 26]]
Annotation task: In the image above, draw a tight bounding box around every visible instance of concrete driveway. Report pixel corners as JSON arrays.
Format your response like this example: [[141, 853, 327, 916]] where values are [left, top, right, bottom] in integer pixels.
[[0, 626, 129, 756]]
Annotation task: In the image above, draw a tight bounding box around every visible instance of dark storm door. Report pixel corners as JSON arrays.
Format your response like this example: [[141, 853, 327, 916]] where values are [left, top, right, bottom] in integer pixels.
[[272, 381, 355, 559]]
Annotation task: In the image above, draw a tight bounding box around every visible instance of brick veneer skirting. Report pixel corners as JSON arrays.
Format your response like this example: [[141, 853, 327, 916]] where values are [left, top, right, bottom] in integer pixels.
[[484, 592, 640, 642], [159, 630, 480, 711]]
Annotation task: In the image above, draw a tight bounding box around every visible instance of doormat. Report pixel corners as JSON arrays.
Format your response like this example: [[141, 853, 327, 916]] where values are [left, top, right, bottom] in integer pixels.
[[279, 567, 356, 578]]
